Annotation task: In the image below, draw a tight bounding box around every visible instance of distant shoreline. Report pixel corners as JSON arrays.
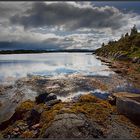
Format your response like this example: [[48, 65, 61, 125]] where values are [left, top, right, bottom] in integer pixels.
[[0, 49, 95, 54]]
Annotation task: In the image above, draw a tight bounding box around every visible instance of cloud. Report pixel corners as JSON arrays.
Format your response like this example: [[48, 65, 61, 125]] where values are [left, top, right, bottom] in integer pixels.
[[10, 2, 129, 30], [0, 2, 140, 50]]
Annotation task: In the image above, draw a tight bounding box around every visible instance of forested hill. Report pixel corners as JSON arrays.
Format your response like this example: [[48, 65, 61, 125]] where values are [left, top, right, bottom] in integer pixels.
[[95, 25, 140, 63]]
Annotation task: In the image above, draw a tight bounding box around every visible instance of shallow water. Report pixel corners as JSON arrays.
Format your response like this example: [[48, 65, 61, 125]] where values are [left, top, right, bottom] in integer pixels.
[[0, 53, 114, 83], [0, 53, 139, 123]]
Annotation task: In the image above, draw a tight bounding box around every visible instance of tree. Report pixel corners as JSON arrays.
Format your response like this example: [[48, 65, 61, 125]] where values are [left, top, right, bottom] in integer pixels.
[[130, 25, 138, 36], [125, 32, 129, 37], [102, 43, 105, 47]]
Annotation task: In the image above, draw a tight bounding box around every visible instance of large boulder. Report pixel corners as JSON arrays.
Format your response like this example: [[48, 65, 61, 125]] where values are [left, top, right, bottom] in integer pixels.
[[43, 113, 103, 138], [110, 92, 140, 122]]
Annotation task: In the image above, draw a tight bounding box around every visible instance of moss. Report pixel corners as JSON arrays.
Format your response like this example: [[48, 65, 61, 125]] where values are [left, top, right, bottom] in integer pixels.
[[79, 94, 101, 103], [40, 102, 65, 124], [39, 102, 65, 137], [1, 126, 13, 136], [13, 120, 26, 127], [136, 67, 140, 73], [0, 133, 3, 138], [20, 131, 34, 138], [16, 100, 35, 113], [69, 95, 113, 126], [116, 115, 140, 138]]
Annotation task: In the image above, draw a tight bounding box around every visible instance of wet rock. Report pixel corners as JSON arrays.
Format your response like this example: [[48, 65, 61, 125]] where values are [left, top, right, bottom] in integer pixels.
[[43, 113, 103, 138], [35, 92, 49, 104], [35, 93, 57, 104], [46, 93, 57, 102], [45, 99, 61, 107]]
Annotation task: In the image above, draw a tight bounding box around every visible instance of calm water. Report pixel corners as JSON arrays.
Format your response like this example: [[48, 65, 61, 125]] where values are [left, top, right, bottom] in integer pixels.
[[0, 53, 138, 123], [0, 53, 114, 83]]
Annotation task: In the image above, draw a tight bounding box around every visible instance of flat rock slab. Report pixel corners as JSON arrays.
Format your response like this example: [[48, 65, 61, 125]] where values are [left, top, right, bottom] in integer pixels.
[[43, 113, 103, 138], [113, 92, 140, 121], [113, 92, 140, 99]]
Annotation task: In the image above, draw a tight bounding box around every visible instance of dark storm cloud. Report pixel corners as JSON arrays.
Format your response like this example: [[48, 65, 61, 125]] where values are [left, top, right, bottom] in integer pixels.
[[10, 2, 128, 30]]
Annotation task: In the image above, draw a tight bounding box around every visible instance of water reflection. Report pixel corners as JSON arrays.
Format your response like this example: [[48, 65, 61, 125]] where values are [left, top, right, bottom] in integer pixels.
[[0, 53, 114, 83]]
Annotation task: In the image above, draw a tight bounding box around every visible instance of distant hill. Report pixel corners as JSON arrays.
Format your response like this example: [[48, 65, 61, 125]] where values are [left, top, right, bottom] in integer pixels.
[[0, 49, 94, 54], [95, 25, 140, 63]]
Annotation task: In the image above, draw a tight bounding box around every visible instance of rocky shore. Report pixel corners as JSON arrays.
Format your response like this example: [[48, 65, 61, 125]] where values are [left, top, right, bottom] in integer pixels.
[[0, 74, 140, 138], [96, 56, 140, 89]]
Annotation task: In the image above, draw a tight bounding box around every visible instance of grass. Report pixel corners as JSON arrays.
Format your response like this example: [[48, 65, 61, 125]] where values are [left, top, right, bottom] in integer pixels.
[[15, 100, 35, 113]]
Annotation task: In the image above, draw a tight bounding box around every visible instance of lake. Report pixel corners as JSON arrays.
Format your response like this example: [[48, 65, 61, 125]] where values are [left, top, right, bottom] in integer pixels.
[[0, 53, 114, 84], [0, 53, 138, 123]]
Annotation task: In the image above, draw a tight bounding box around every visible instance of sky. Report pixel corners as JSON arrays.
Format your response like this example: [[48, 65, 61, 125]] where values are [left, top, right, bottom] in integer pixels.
[[0, 1, 140, 50]]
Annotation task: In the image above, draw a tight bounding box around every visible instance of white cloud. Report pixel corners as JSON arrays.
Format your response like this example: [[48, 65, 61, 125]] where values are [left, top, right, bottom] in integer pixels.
[[0, 2, 140, 50]]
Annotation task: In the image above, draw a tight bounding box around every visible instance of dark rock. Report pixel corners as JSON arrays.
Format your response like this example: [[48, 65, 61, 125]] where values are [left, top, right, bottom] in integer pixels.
[[46, 93, 57, 102], [116, 54, 127, 60], [45, 99, 61, 107], [43, 113, 103, 138], [35, 92, 49, 104], [112, 92, 140, 122], [108, 95, 116, 105], [35, 93, 57, 104], [114, 69, 122, 74]]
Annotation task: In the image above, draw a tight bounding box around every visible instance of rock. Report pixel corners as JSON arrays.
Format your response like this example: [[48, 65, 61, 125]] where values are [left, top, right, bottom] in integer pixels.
[[31, 123, 40, 130], [45, 99, 61, 107], [108, 95, 116, 105], [35, 93, 57, 104], [13, 122, 28, 133], [26, 109, 40, 126], [13, 127, 20, 132], [18, 125, 28, 132], [46, 93, 57, 102], [112, 92, 140, 122], [0, 101, 2, 107], [35, 92, 49, 104], [116, 54, 129, 61], [11, 132, 20, 138], [43, 113, 103, 138], [132, 57, 140, 64], [114, 69, 122, 74]]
